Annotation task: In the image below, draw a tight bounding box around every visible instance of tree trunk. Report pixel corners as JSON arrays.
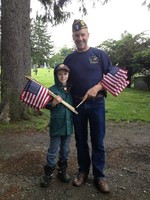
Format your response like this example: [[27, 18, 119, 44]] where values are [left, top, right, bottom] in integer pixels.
[[1, 0, 31, 121]]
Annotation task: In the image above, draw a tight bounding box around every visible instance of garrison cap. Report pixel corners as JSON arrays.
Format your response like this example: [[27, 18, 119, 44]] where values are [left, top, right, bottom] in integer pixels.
[[72, 19, 88, 32]]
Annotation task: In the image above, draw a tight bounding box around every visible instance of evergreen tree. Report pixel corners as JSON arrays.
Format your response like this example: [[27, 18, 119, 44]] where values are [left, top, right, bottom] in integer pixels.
[[31, 16, 54, 67]]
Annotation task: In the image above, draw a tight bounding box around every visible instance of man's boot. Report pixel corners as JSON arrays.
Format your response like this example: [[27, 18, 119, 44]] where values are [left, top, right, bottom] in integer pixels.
[[40, 165, 55, 188], [57, 160, 71, 183]]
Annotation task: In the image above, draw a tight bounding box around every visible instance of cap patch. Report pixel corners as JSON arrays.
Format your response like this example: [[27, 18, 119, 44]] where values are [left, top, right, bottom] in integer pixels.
[[72, 19, 88, 32]]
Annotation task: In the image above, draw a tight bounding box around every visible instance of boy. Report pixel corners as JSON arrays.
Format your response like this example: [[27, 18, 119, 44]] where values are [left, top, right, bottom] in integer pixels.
[[40, 63, 73, 188]]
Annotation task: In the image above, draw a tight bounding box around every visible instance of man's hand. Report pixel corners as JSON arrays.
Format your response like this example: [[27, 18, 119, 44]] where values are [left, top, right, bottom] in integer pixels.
[[82, 83, 103, 102], [76, 83, 103, 108]]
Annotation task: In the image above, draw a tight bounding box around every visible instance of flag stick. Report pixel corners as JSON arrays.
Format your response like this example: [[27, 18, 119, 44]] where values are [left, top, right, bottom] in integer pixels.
[[25, 76, 78, 114], [76, 99, 86, 108]]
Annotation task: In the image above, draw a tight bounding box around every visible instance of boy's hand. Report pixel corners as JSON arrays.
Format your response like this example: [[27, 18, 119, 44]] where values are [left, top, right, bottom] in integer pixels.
[[51, 96, 62, 107]]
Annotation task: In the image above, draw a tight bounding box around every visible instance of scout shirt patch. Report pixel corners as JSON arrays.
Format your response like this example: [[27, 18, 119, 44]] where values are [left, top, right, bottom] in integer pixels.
[[89, 56, 99, 64]]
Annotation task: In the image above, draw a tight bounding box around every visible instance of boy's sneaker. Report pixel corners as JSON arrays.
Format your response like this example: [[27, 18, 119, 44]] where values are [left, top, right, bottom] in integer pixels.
[[58, 172, 71, 183], [40, 165, 55, 188], [40, 174, 53, 188], [57, 160, 71, 183]]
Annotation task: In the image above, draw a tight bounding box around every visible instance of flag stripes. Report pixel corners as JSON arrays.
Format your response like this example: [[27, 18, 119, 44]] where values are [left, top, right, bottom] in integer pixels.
[[101, 67, 129, 96], [20, 80, 51, 110]]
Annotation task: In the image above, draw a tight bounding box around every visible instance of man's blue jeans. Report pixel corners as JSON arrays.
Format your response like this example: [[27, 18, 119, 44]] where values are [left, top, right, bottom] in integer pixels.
[[46, 135, 72, 167], [73, 96, 106, 180]]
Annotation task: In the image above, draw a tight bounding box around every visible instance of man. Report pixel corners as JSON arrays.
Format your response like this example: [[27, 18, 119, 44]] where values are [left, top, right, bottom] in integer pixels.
[[64, 19, 113, 193]]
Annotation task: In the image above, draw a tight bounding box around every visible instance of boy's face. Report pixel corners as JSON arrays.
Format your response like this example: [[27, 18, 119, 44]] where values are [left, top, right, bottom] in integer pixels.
[[57, 70, 69, 85]]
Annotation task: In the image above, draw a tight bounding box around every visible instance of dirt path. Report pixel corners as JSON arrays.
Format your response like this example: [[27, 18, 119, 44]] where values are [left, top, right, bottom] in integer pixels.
[[0, 122, 150, 200]]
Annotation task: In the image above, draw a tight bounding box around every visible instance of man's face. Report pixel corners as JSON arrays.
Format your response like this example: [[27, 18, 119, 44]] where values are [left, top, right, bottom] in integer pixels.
[[72, 29, 89, 52]]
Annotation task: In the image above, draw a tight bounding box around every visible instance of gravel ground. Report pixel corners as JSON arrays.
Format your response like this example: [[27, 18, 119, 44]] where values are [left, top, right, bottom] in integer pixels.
[[0, 122, 150, 200]]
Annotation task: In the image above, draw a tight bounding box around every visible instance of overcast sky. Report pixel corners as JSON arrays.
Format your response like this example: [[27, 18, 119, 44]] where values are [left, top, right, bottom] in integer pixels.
[[30, 0, 150, 52]]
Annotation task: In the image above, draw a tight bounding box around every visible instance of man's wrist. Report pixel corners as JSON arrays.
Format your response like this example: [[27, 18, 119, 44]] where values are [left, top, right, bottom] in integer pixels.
[[95, 83, 103, 91]]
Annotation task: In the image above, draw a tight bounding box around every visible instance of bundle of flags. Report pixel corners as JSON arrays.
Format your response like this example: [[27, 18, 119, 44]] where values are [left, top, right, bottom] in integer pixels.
[[20, 79, 51, 110], [100, 66, 129, 96]]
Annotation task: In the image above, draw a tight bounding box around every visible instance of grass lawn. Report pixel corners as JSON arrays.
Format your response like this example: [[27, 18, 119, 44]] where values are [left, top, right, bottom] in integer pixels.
[[106, 88, 150, 122], [32, 68, 54, 87]]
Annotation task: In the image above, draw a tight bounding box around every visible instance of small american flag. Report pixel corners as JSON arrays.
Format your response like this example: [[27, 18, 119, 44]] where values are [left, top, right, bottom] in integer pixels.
[[20, 80, 51, 110], [101, 66, 129, 96]]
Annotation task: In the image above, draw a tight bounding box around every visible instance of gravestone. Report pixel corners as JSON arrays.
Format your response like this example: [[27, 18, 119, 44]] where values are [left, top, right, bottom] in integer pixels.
[[134, 77, 149, 90]]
